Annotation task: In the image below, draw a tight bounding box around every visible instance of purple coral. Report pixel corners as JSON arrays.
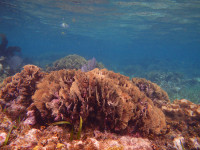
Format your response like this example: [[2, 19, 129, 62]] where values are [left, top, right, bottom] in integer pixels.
[[81, 64, 88, 72], [81, 57, 97, 72]]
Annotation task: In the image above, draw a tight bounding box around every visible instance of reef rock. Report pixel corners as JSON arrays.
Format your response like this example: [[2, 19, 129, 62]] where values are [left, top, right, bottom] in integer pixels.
[[161, 99, 200, 149], [9, 129, 41, 149]]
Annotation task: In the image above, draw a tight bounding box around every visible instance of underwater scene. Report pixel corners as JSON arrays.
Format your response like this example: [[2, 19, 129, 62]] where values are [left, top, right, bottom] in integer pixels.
[[0, 0, 200, 149]]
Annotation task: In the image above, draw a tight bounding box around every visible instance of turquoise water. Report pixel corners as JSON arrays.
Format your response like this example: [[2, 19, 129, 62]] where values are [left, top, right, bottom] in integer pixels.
[[1, 0, 200, 102]]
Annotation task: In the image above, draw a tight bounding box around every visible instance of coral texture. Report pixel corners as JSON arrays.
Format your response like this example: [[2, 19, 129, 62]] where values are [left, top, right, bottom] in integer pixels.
[[0, 65, 45, 119], [0, 65, 200, 150], [161, 99, 200, 149], [32, 68, 167, 135], [132, 78, 170, 108], [46, 54, 104, 72]]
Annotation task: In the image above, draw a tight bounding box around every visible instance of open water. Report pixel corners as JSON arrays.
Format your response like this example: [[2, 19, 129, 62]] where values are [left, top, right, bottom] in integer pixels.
[[0, 0, 200, 103]]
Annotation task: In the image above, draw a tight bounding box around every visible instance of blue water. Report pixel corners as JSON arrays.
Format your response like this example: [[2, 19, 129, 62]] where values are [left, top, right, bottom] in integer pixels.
[[1, 0, 200, 77]]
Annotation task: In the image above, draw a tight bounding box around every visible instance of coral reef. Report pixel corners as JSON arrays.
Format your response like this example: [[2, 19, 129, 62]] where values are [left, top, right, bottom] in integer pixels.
[[144, 71, 200, 104], [0, 65, 200, 149], [132, 78, 170, 108], [161, 99, 200, 150], [32, 68, 167, 135], [0, 65, 45, 120], [1, 124, 153, 150], [46, 54, 104, 72]]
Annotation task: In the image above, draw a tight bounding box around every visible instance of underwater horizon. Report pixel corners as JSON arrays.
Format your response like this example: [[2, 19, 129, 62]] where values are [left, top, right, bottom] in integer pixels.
[[0, 0, 200, 103]]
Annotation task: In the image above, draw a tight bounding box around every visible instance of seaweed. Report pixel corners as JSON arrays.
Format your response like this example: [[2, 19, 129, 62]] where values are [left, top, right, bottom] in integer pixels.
[[51, 121, 71, 126], [51, 116, 83, 141], [3, 125, 17, 146], [77, 116, 83, 140], [180, 141, 186, 150]]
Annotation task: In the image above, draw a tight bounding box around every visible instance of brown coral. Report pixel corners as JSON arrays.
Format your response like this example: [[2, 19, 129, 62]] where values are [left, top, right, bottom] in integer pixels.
[[32, 68, 167, 135], [132, 78, 170, 108], [0, 65, 45, 119]]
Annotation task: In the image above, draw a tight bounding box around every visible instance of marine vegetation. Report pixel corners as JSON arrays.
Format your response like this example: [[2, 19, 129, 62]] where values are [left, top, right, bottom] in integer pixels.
[[3, 125, 16, 146], [0, 65, 200, 149], [51, 116, 83, 141]]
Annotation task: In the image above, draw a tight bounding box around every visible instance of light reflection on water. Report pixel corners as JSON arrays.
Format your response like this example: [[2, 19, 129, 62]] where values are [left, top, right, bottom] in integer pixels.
[[0, 0, 200, 42]]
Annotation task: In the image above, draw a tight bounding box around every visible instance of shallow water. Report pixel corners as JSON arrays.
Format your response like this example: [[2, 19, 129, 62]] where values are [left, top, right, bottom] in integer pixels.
[[0, 0, 200, 103]]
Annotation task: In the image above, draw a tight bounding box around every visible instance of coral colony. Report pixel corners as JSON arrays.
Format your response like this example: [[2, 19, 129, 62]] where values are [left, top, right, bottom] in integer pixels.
[[0, 64, 200, 149], [46, 54, 104, 72], [81, 57, 97, 72]]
